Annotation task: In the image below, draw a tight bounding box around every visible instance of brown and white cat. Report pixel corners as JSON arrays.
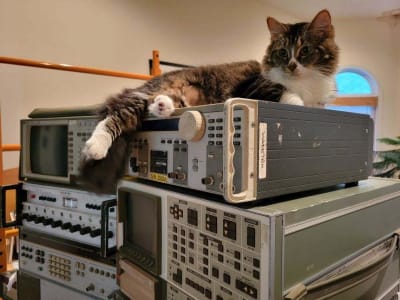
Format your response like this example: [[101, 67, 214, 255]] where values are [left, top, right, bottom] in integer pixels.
[[79, 9, 339, 193]]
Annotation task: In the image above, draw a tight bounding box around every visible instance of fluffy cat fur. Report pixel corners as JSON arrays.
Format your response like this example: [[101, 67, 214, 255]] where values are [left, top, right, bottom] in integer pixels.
[[79, 9, 339, 193]]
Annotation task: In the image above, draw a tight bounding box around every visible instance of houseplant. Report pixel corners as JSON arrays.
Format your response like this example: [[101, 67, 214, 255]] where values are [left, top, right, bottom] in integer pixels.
[[373, 136, 400, 178]]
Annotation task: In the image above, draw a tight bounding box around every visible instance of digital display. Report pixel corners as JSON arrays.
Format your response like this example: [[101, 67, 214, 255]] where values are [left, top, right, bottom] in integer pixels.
[[125, 191, 159, 256], [118, 186, 161, 275], [30, 125, 68, 177]]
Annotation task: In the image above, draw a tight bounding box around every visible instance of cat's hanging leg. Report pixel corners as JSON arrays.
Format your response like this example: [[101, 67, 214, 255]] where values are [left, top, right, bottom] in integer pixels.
[[82, 88, 149, 161]]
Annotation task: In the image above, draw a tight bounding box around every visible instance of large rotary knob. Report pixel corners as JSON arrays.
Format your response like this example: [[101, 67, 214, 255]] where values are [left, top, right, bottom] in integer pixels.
[[178, 111, 205, 141]]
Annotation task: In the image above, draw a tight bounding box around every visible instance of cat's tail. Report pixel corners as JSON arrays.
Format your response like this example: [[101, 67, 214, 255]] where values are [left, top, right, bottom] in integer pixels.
[[78, 133, 132, 194]]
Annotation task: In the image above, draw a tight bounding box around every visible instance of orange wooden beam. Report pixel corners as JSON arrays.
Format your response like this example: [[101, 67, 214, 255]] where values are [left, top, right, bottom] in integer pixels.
[[4, 228, 19, 239], [0, 56, 154, 80], [151, 50, 162, 76], [331, 96, 378, 107], [1, 144, 20, 152]]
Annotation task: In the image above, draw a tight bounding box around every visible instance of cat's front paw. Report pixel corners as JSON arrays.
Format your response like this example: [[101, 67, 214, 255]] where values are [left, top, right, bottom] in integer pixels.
[[280, 92, 304, 106], [82, 133, 112, 161], [148, 95, 175, 117]]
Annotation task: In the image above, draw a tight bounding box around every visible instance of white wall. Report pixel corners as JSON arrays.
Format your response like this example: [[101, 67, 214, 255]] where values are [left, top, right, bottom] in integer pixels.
[[1, 1, 399, 169], [333, 18, 400, 149]]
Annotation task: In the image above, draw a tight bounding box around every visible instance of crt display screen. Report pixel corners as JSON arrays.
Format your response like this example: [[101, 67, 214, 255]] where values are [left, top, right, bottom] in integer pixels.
[[30, 125, 68, 177], [125, 191, 159, 256]]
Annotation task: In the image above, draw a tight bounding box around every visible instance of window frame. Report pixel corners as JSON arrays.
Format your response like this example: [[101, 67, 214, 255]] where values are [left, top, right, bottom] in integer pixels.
[[330, 67, 378, 108]]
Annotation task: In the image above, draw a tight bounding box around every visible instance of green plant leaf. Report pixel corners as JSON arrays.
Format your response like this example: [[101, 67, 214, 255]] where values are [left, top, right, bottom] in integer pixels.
[[373, 161, 391, 169], [373, 168, 397, 178], [379, 152, 400, 166], [377, 137, 400, 145]]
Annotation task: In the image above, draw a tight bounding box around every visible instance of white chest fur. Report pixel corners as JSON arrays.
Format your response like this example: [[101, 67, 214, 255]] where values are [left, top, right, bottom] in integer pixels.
[[267, 66, 335, 106]]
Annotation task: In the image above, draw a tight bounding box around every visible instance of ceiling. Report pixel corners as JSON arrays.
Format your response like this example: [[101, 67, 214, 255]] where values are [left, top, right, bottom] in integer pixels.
[[263, 0, 400, 19]]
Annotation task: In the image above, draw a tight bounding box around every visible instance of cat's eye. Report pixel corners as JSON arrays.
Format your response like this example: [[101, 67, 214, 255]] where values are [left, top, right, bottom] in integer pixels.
[[278, 49, 288, 58], [300, 46, 311, 56]]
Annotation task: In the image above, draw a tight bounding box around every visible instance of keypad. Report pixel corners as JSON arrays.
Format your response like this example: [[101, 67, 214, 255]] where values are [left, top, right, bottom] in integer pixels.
[[168, 199, 262, 299]]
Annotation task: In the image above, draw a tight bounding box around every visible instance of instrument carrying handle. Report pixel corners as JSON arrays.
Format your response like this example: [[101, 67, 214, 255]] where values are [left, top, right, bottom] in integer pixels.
[[285, 232, 400, 300], [0, 183, 23, 228], [224, 98, 258, 203], [100, 198, 117, 257]]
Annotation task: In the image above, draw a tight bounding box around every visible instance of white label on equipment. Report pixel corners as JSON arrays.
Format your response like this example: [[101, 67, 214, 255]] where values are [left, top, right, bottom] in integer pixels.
[[259, 123, 267, 179]]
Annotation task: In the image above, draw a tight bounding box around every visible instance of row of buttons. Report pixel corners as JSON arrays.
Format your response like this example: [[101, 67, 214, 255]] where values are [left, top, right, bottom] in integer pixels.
[[20, 252, 33, 259], [23, 214, 110, 238], [207, 117, 241, 123], [236, 279, 258, 299], [48, 266, 71, 277], [49, 271, 71, 282], [85, 203, 102, 210], [88, 267, 116, 279], [185, 277, 212, 299], [21, 246, 33, 252], [38, 196, 57, 202], [76, 132, 91, 137], [49, 255, 71, 266], [161, 139, 187, 144], [76, 132, 91, 143]]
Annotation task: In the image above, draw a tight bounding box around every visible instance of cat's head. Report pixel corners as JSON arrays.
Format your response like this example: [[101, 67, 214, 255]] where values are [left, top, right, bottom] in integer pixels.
[[262, 9, 339, 80]]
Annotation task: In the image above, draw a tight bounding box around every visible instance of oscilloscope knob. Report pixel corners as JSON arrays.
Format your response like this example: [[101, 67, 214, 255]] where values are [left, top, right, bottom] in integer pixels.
[[51, 220, 62, 228], [178, 111, 205, 142]]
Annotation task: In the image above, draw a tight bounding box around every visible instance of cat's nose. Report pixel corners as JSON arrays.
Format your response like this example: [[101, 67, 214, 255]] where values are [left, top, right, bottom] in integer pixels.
[[288, 62, 297, 72]]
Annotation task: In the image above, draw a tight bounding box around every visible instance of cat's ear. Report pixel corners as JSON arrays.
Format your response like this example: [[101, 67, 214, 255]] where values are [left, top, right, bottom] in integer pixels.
[[267, 17, 288, 40], [308, 9, 333, 38]]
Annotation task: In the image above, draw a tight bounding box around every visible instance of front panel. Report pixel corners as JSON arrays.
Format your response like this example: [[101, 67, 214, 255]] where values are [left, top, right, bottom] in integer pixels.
[[20, 116, 98, 185], [128, 107, 246, 197], [19, 238, 117, 299], [165, 196, 268, 300], [116, 180, 273, 300], [128, 98, 373, 203], [21, 183, 116, 255]]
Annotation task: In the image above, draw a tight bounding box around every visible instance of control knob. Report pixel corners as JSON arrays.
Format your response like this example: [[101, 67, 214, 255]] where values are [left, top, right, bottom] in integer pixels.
[[90, 229, 101, 238], [178, 111, 205, 141], [25, 214, 36, 222], [69, 224, 81, 233], [201, 176, 214, 185], [80, 226, 91, 235], [86, 284, 95, 292], [61, 222, 72, 230], [43, 218, 53, 226], [34, 216, 45, 224], [51, 220, 63, 228]]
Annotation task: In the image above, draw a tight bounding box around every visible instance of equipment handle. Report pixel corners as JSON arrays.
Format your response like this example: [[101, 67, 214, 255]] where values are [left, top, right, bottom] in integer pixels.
[[224, 98, 258, 203], [100, 199, 117, 257], [0, 183, 23, 227], [285, 232, 400, 300]]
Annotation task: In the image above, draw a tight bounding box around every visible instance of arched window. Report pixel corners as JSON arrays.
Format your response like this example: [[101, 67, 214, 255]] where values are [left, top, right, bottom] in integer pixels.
[[326, 67, 378, 118]]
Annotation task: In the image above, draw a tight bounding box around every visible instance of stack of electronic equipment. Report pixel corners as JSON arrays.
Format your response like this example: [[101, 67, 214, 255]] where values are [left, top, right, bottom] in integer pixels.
[[18, 98, 400, 300], [18, 106, 118, 300], [116, 98, 400, 300]]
